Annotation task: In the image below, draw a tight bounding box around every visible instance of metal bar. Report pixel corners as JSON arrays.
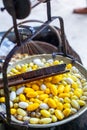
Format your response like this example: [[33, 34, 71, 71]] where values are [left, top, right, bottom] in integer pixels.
[[20, 16, 67, 57], [2, 45, 20, 124], [0, 16, 67, 56], [0, 64, 68, 88], [31, 0, 49, 8], [46, 0, 51, 21], [2, 0, 22, 124], [0, 17, 55, 125], [1, 15, 68, 128], [2, 0, 13, 124], [32, 1, 41, 8], [11, 1, 21, 46], [22, 17, 56, 44], [58, 17, 67, 56]]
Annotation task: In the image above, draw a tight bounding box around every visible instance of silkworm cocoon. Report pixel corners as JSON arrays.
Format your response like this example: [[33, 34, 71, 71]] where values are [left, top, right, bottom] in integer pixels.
[[55, 110, 64, 120], [71, 100, 80, 110], [40, 103, 49, 109], [71, 108, 77, 114], [29, 118, 39, 124], [18, 102, 28, 109], [16, 87, 25, 95], [10, 91, 16, 101], [17, 108, 27, 116], [40, 118, 52, 124], [40, 84, 47, 91], [40, 110, 50, 118], [51, 115, 57, 122], [83, 85, 87, 91], [33, 58, 44, 67]]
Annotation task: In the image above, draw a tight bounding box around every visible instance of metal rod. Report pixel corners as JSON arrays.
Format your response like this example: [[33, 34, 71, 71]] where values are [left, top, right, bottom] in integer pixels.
[[46, 0, 51, 21], [31, 0, 48, 9], [58, 17, 67, 56], [11, 1, 21, 46], [2, 0, 21, 124], [21, 16, 67, 56], [2, 45, 19, 122], [1, 15, 68, 128], [32, 1, 41, 8], [22, 17, 56, 44]]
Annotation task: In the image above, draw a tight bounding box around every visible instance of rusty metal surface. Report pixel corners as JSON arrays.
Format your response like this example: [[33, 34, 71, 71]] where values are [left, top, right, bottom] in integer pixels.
[[0, 63, 67, 88]]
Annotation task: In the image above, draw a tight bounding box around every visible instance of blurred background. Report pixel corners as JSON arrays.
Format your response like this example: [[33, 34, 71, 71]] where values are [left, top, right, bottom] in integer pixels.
[[0, 0, 87, 68]]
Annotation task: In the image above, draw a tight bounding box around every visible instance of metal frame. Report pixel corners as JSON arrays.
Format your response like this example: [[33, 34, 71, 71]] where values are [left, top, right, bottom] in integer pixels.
[[0, 0, 67, 129]]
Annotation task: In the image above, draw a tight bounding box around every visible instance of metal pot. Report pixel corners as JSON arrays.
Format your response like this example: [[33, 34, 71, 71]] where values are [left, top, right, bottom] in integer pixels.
[[0, 54, 87, 129]]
